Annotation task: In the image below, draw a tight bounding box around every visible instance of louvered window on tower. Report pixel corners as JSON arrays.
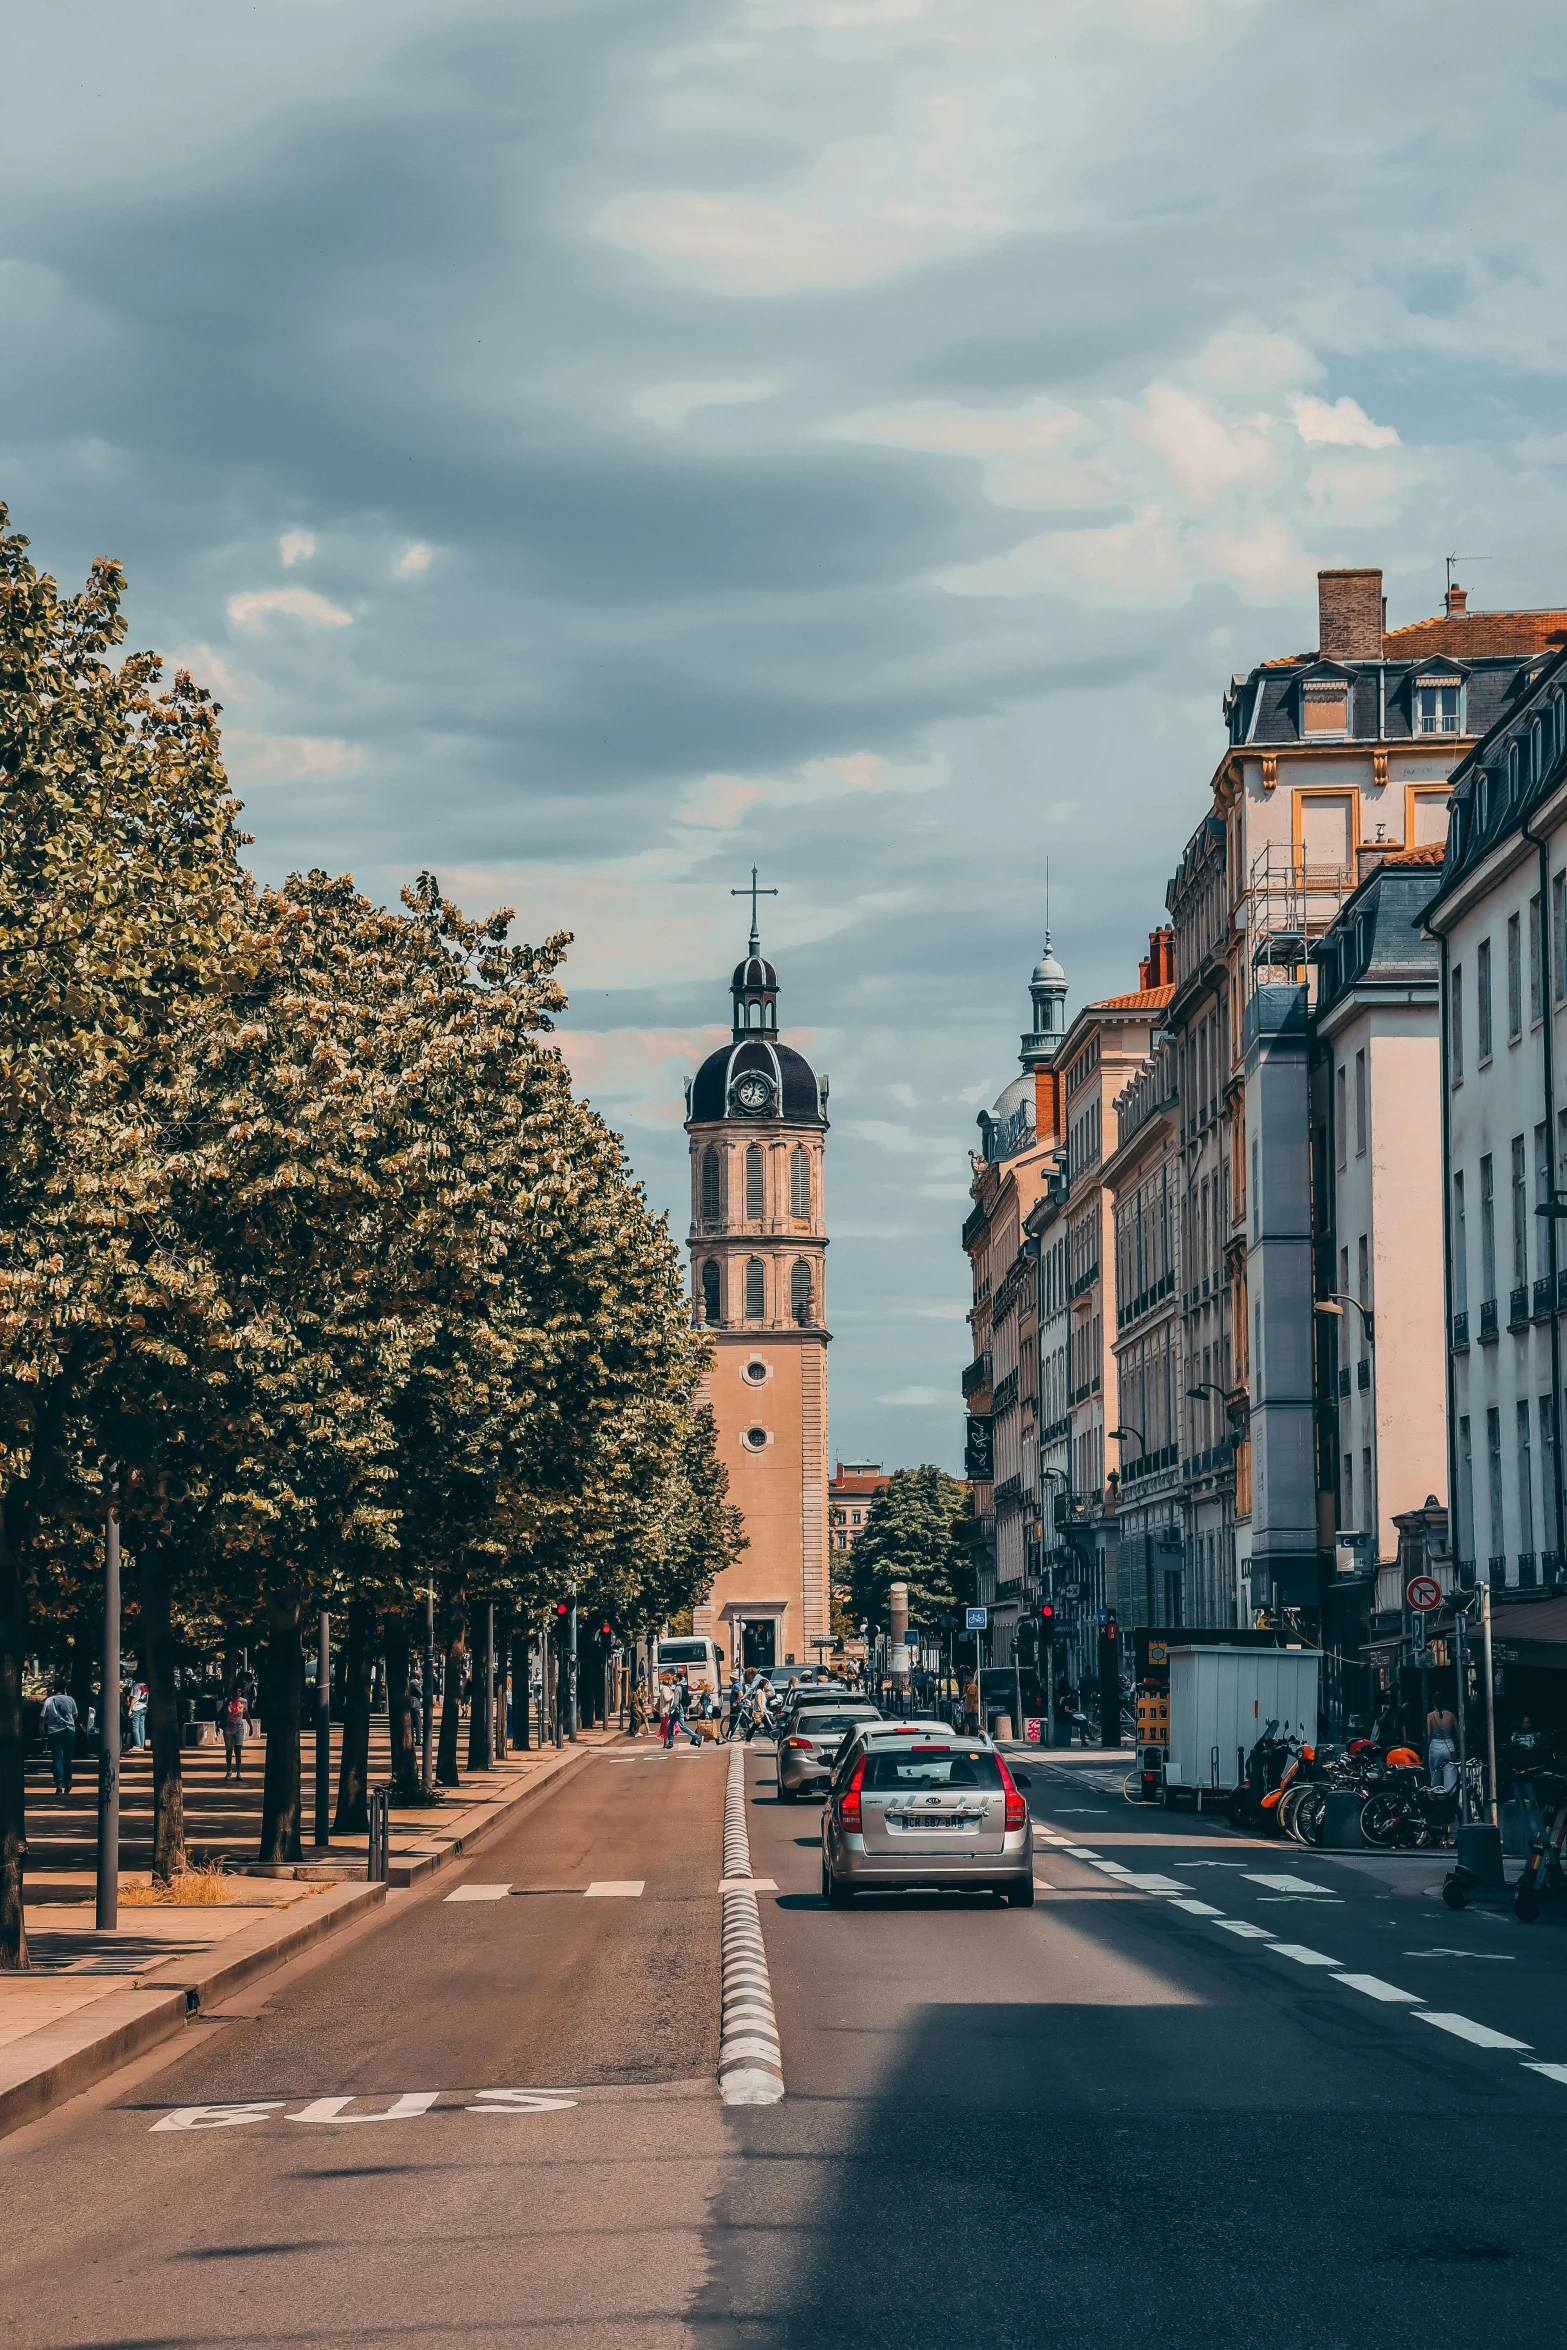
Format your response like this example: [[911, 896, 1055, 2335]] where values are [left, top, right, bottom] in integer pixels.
[[790, 1259, 812, 1325], [745, 1257, 765, 1319], [790, 1146, 810, 1218], [745, 1144, 764, 1218], [701, 1260, 721, 1326], [701, 1146, 721, 1221]]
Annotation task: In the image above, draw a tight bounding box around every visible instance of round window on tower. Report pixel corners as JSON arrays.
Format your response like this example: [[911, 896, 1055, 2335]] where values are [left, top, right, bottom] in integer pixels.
[[741, 1358, 769, 1386], [742, 1426, 770, 1452]]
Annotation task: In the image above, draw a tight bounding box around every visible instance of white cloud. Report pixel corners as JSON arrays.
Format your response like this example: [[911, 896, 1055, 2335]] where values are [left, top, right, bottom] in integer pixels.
[[395, 541, 433, 575], [227, 585, 352, 633], [279, 529, 315, 566], [631, 378, 778, 431], [677, 773, 765, 829], [1130, 383, 1280, 513], [1190, 328, 1322, 395], [222, 731, 363, 785], [1289, 392, 1400, 450], [829, 397, 1086, 461], [1303, 457, 1407, 527], [879, 1385, 945, 1406], [938, 503, 1189, 607], [1196, 513, 1310, 599]]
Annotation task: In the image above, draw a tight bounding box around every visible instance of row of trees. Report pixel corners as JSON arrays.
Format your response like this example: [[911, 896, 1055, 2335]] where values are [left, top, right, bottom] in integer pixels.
[[0, 507, 741, 1966], [842, 1466, 973, 1632]]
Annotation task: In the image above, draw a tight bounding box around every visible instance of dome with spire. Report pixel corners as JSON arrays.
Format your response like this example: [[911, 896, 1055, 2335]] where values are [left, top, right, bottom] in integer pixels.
[[687, 917, 826, 1127]]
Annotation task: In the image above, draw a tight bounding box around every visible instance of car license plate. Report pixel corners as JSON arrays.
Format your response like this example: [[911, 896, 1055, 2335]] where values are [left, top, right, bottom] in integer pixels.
[[896, 1814, 970, 1830]]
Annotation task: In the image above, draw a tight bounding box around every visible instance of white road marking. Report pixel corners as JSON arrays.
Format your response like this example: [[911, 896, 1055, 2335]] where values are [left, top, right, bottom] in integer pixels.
[[1061, 1846, 1101, 1858], [720, 1741, 783, 2106], [1334, 1975, 1425, 2003], [291, 2093, 441, 2125], [445, 1883, 510, 1902], [1405, 1948, 1516, 1960], [585, 1880, 644, 1897], [1522, 2061, 1567, 2087], [1267, 1944, 1345, 1968], [1168, 1898, 1224, 1916], [1090, 1860, 1131, 1876], [1120, 1874, 1187, 1892], [1415, 2011, 1532, 2051], [1245, 1873, 1335, 1894], [466, 2090, 578, 2113], [1214, 1920, 1274, 1940], [152, 2102, 284, 2132]]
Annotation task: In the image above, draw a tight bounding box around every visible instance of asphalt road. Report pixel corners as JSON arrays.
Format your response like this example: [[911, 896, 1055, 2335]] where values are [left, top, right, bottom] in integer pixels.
[[4, 1738, 1567, 2350]]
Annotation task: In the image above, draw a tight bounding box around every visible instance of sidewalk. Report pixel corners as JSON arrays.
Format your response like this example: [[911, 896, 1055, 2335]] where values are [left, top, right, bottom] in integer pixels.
[[0, 1722, 622, 2139]]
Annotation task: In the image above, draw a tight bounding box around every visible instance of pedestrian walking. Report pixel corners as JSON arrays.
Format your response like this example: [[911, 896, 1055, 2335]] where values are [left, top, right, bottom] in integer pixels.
[[961, 1673, 980, 1735], [660, 1689, 680, 1749], [128, 1681, 149, 1751], [41, 1687, 78, 1794], [221, 1685, 250, 1780], [1426, 1698, 1459, 1792]]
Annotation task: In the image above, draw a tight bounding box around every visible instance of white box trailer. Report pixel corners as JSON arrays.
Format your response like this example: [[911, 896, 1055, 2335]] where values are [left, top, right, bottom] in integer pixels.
[[1163, 1645, 1321, 1809]]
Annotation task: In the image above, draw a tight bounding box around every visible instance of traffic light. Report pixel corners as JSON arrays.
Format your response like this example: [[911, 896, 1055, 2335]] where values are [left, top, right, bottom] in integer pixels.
[[1104, 1611, 1119, 1645], [1038, 1601, 1056, 1637]]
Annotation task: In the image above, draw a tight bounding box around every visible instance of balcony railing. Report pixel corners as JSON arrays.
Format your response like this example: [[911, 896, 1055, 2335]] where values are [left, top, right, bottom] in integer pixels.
[[1070, 1264, 1100, 1300], [961, 1352, 992, 1398], [1357, 1359, 1371, 1390], [1451, 1311, 1469, 1350], [1338, 1365, 1351, 1396], [1509, 1285, 1531, 1330], [1479, 1298, 1499, 1342], [1488, 1555, 1508, 1587], [992, 1370, 1019, 1416], [1517, 1552, 1539, 1588], [1535, 1277, 1554, 1321]]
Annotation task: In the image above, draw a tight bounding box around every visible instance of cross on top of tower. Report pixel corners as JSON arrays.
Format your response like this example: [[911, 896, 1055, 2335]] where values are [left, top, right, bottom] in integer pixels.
[[731, 864, 778, 954]]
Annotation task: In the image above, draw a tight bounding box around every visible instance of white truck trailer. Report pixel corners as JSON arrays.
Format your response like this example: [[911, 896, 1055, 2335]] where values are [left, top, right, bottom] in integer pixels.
[[1161, 1643, 1321, 1810]]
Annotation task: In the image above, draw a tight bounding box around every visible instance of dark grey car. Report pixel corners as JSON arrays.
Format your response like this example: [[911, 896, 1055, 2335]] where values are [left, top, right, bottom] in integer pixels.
[[776, 1703, 882, 1799]]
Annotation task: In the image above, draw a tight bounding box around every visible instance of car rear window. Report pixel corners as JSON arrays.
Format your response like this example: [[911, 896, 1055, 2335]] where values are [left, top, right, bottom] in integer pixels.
[[863, 1747, 1003, 1791], [795, 1713, 874, 1736]]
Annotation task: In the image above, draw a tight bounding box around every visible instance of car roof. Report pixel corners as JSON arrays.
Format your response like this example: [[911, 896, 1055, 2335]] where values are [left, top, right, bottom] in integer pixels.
[[796, 1702, 879, 1718]]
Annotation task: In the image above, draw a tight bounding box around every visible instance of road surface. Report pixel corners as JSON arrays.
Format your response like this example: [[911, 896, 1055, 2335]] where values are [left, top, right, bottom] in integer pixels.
[[2, 1740, 1566, 2348]]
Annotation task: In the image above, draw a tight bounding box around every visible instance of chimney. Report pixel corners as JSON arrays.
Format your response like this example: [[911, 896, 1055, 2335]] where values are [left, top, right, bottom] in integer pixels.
[[1445, 580, 1468, 617], [1318, 567, 1383, 659]]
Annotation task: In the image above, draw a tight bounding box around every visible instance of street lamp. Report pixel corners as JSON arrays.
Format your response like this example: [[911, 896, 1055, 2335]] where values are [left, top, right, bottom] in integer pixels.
[[1314, 1292, 1374, 1346], [1109, 1425, 1146, 1457]]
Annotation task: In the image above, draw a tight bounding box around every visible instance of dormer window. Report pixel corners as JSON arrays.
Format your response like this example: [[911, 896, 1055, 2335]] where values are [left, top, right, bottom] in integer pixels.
[[1302, 679, 1350, 737], [1415, 676, 1462, 736]]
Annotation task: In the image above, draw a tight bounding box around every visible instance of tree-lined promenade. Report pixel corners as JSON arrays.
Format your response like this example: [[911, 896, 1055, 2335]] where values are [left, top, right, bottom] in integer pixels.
[[0, 506, 740, 1967]]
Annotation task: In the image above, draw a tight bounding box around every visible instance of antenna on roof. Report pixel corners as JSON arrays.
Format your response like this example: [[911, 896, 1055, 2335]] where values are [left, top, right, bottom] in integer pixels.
[[1446, 553, 1491, 592]]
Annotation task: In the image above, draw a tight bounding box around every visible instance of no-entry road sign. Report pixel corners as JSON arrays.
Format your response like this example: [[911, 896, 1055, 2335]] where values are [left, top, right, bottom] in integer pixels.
[[1406, 1575, 1442, 1612]]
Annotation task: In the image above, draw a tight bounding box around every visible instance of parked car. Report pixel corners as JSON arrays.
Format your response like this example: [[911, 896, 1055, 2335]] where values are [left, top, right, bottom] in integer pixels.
[[820, 1725, 1034, 1906], [776, 1702, 882, 1799]]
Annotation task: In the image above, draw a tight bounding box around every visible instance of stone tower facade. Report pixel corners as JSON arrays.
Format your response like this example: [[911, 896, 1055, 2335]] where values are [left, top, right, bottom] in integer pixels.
[[684, 931, 830, 1674]]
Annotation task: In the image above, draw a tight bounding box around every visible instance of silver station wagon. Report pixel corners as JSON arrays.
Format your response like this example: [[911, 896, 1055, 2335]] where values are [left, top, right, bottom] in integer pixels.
[[820, 1726, 1035, 1906], [776, 1703, 882, 1800]]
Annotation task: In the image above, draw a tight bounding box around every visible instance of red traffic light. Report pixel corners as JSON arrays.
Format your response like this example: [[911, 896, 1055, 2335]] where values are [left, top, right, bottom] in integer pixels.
[[601, 1622, 613, 1639], [555, 1601, 568, 1619], [1104, 1613, 1119, 1642], [1039, 1603, 1055, 1625]]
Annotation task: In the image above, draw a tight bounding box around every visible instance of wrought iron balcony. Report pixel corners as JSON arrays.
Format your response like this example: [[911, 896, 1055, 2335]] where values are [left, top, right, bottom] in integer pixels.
[[1509, 1285, 1531, 1330], [1535, 1277, 1554, 1320], [1450, 1311, 1469, 1350], [1479, 1298, 1499, 1342], [961, 1353, 991, 1398], [1357, 1359, 1370, 1390]]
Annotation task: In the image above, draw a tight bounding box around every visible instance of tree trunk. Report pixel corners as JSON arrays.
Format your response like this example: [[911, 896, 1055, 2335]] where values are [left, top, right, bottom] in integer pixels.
[[384, 1611, 419, 1802], [333, 1596, 373, 1833], [0, 1503, 29, 1969], [136, 1543, 185, 1884], [258, 1588, 303, 1865], [467, 1609, 490, 1770], [437, 1607, 466, 1788]]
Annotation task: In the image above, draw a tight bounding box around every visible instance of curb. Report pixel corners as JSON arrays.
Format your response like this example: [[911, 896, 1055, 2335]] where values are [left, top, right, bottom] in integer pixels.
[[717, 1742, 784, 2107]]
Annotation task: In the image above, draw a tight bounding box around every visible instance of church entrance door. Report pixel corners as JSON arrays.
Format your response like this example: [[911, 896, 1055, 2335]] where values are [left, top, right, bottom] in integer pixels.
[[741, 1619, 777, 1671]]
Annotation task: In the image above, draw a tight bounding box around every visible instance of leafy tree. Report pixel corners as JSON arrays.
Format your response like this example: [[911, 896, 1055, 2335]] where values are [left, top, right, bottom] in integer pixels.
[[845, 1466, 973, 1632]]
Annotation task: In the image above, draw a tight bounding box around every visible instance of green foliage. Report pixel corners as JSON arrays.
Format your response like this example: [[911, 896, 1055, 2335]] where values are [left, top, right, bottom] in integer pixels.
[[845, 1466, 974, 1631]]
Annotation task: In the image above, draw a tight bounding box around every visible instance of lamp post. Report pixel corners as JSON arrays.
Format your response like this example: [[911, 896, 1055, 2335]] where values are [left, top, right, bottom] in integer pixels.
[[96, 1482, 121, 1932], [1040, 1466, 1070, 1743], [314, 1608, 331, 1849]]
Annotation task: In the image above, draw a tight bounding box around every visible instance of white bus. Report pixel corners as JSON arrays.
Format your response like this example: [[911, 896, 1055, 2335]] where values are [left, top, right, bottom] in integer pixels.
[[653, 1634, 725, 1697]]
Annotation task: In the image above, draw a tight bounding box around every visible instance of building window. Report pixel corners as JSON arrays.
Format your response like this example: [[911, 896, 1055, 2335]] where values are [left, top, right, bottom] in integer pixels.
[[1302, 681, 1349, 736], [1487, 1406, 1505, 1566], [1541, 1398, 1557, 1551], [744, 1257, 765, 1319], [1518, 1400, 1536, 1559], [1480, 1154, 1496, 1303], [742, 1357, 767, 1385], [1354, 1049, 1367, 1155], [1415, 680, 1461, 735], [1508, 913, 1523, 1042], [1513, 1134, 1528, 1289], [790, 1146, 810, 1219], [701, 1259, 721, 1325], [745, 1145, 764, 1220], [1451, 964, 1463, 1083], [1457, 1415, 1475, 1566], [790, 1258, 813, 1325], [1336, 1065, 1347, 1169], [742, 1425, 768, 1452], [1477, 938, 1493, 1059], [1452, 1173, 1468, 1314], [1555, 873, 1567, 1002], [1343, 1449, 1354, 1530], [1251, 1138, 1259, 1240], [1531, 894, 1544, 1024], [701, 1146, 721, 1221]]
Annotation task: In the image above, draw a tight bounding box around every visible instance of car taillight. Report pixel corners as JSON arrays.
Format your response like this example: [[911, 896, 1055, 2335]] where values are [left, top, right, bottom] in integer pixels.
[[839, 1755, 866, 1831], [785, 1737, 812, 1750], [998, 1755, 1027, 1833]]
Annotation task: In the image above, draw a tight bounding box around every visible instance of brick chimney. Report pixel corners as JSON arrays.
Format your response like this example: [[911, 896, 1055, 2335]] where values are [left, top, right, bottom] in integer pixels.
[[1445, 580, 1468, 617], [1318, 568, 1384, 659], [1139, 927, 1174, 990]]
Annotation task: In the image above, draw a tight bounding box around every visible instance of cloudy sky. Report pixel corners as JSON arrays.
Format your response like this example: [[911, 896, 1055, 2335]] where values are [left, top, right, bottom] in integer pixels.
[[6, 0, 1567, 1471]]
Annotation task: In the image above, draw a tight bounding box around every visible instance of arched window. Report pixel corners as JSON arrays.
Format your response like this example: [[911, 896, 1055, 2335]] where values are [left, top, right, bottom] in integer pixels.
[[790, 1146, 810, 1218], [701, 1145, 721, 1221], [745, 1257, 765, 1319], [745, 1144, 764, 1219], [701, 1260, 721, 1326], [790, 1259, 812, 1325]]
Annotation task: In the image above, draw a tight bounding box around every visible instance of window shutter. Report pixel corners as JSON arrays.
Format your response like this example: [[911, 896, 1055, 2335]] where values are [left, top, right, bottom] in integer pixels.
[[790, 1259, 812, 1324], [701, 1147, 721, 1220], [745, 1257, 765, 1319], [745, 1145, 764, 1219], [701, 1260, 721, 1325], [790, 1146, 810, 1217]]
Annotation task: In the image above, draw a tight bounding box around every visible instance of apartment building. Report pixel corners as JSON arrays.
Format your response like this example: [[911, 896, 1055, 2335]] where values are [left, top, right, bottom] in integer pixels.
[[1102, 1037, 1184, 1628], [828, 1460, 892, 1555], [1424, 638, 1567, 1600]]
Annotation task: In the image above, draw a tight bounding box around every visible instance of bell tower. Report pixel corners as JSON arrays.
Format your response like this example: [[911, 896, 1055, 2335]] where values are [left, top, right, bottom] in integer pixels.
[[684, 879, 830, 1676]]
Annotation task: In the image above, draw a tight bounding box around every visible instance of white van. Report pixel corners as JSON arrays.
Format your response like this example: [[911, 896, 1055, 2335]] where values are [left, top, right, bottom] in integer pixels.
[[654, 1635, 725, 1698]]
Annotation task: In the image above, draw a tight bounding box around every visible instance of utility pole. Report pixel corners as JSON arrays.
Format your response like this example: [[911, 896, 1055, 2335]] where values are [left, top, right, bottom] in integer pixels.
[[422, 1588, 436, 1792], [1481, 1580, 1499, 1825], [314, 1609, 331, 1848], [515, 1626, 530, 1750], [484, 1602, 496, 1769], [96, 1488, 121, 1931], [566, 1590, 579, 1742]]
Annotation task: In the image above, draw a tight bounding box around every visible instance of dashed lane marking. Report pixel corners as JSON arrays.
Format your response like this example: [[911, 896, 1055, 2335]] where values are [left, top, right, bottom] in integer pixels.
[[1523, 2062, 1567, 2086], [1245, 1874, 1336, 1895], [1334, 1974, 1425, 2003], [1168, 1898, 1224, 1916], [1267, 1944, 1345, 1968], [445, 1884, 510, 1902], [1416, 2011, 1532, 2052], [584, 1881, 644, 1897], [1214, 1920, 1274, 1939]]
